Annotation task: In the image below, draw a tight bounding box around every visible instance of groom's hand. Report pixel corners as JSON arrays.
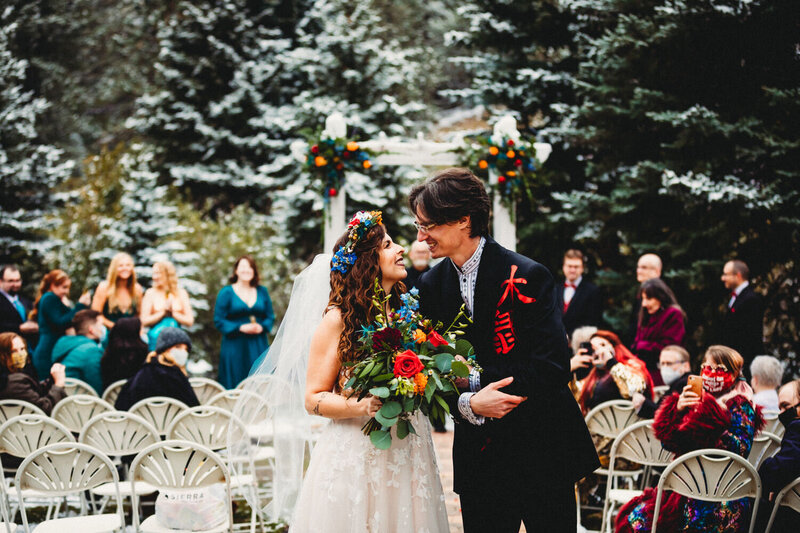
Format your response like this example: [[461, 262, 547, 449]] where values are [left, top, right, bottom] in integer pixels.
[[469, 377, 526, 419]]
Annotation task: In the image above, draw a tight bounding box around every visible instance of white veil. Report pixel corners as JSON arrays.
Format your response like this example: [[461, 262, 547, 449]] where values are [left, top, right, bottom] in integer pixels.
[[229, 254, 332, 523]]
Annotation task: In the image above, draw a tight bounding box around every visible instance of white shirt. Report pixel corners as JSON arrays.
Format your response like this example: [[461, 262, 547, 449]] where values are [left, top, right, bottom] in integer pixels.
[[753, 388, 779, 414], [564, 275, 582, 306], [451, 237, 487, 426], [729, 281, 749, 308]]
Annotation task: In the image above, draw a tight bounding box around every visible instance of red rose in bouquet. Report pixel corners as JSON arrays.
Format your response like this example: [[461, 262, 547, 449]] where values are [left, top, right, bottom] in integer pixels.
[[393, 350, 425, 378], [427, 331, 448, 347]]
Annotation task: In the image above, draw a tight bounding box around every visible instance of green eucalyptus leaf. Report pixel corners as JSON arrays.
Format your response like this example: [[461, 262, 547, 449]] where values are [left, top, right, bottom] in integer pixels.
[[434, 394, 451, 414], [369, 387, 390, 398], [370, 430, 392, 450], [451, 360, 470, 378], [375, 410, 399, 427], [425, 377, 436, 402], [378, 401, 402, 419], [455, 339, 474, 358], [434, 353, 454, 373], [396, 419, 409, 439], [407, 421, 417, 435]]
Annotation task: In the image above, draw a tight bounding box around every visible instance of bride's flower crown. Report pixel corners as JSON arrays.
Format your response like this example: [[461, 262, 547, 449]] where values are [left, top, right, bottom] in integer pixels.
[[332, 210, 383, 274]]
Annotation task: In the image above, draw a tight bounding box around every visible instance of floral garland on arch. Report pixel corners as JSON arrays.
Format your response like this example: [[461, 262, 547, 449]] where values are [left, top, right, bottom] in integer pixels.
[[305, 136, 373, 201], [460, 135, 543, 214]]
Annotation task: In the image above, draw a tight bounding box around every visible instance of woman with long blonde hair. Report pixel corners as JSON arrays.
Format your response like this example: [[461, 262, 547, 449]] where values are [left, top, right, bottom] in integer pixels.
[[91, 252, 144, 328], [140, 261, 194, 350], [31, 269, 91, 377]]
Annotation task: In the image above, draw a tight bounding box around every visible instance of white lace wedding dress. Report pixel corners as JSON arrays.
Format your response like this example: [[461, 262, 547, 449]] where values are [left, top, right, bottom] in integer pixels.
[[290, 410, 450, 533]]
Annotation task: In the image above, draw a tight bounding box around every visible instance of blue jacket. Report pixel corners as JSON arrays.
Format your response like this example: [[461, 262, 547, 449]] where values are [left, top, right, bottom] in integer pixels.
[[759, 419, 800, 494], [51, 335, 104, 395]]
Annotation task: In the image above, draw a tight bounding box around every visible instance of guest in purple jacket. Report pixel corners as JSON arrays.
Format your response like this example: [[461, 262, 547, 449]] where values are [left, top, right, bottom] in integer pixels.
[[632, 278, 685, 386]]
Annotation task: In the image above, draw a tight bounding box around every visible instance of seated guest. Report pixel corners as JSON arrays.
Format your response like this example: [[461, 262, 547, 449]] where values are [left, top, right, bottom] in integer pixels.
[[0, 332, 66, 415], [616, 346, 763, 533], [757, 379, 800, 532], [632, 345, 692, 419], [578, 330, 654, 414], [51, 309, 105, 395], [115, 327, 199, 411], [100, 316, 149, 389], [750, 355, 783, 413], [632, 278, 686, 386], [570, 325, 598, 383], [404, 241, 432, 290]]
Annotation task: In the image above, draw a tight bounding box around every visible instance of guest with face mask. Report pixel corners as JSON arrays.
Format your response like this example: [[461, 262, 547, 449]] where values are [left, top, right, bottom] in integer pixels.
[[615, 345, 764, 533], [632, 345, 692, 418], [0, 332, 66, 415], [752, 379, 800, 532], [113, 327, 199, 411]]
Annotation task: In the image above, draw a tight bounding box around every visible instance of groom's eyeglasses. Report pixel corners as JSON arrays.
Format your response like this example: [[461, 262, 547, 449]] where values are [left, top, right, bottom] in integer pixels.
[[413, 220, 437, 233]]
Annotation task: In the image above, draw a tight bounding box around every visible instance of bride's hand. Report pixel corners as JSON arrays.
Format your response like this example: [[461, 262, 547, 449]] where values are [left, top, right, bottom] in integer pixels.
[[357, 396, 381, 418]]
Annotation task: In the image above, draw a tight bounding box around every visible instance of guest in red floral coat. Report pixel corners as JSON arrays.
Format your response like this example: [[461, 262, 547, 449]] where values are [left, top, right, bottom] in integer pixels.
[[632, 278, 686, 386], [615, 345, 764, 533]]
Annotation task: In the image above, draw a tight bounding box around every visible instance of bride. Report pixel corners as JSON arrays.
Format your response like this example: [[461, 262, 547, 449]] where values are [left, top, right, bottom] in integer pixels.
[[238, 211, 449, 533]]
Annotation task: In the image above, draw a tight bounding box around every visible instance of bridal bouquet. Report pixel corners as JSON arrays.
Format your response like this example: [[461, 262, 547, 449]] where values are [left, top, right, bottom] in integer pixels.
[[343, 283, 478, 449]]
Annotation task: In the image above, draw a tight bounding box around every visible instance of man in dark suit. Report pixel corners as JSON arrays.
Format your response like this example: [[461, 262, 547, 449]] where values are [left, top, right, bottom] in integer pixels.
[[409, 168, 598, 533], [556, 249, 602, 337], [720, 259, 763, 379], [0, 265, 38, 340]]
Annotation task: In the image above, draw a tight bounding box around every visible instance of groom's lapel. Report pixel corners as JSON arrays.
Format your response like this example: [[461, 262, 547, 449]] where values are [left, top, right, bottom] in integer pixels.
[[472, 239, 505, 334]]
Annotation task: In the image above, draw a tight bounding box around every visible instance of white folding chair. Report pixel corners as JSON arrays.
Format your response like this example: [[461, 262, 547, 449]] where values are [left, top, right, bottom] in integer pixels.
[[130, 440, 233, 533], [51, 394, 114, 434], [0, 400, 45, 424], [0, 414, 76, 520], [765, 475, 800, 533], [602, 420, 673, 532], [128, 396, 188, 437], [101, 379, 127, 406], [190, 377, 226, 404], [207, 389, 261, 414], [166, 406, 268, 532], [747, 431, 781, 470], [15, 442, 124, 533], [585, 400, 644, 475], [0, 467, 15, 533], [762, 414, 785, 438], [652, 448, 761, 533], [63, 377, 99, 397], [79, 411, 161, 514], [652, 385, 670, 401]]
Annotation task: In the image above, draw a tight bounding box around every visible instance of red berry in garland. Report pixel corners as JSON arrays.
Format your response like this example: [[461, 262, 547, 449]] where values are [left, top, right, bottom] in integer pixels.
[[311, 145, 319, 154], [515, 159, 522, 167], [498, 175, 507, 184], [507, 139, 514, 146], [329, 187, 337, 197]]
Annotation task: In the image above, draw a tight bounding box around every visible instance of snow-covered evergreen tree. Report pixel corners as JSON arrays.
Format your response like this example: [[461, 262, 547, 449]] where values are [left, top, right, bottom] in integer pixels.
[[0, 6, 73, 273], [127, 0, 295, 207]]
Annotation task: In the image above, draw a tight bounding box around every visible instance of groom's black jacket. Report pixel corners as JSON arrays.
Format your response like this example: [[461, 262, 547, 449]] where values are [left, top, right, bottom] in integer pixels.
[[418, 238, 599, 494]]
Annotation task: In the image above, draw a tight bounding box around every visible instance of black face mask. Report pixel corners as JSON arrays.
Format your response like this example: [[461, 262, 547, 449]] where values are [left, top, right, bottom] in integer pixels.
[[778, 404, 800, 428]]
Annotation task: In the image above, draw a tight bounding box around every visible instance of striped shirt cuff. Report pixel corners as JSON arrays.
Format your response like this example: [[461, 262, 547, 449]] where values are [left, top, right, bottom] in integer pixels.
[[458, 392, 485, 426], [468, 368, 482, 392]]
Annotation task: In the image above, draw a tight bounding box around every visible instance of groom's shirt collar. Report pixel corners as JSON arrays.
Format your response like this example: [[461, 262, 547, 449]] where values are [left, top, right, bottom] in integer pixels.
[[450, 236, 486, 317]]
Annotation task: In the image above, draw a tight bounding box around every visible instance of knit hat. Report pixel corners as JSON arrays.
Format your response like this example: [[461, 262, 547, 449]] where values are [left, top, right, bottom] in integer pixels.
[[154, 327, 192, 354]]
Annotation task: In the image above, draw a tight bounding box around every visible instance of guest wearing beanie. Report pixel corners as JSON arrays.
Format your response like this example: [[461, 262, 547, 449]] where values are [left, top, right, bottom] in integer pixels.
[[114, 327, 199, 411]]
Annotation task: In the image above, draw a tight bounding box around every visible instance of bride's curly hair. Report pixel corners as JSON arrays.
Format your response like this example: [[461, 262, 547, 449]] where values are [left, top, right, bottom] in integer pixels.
[[328, 223, 405, 364]]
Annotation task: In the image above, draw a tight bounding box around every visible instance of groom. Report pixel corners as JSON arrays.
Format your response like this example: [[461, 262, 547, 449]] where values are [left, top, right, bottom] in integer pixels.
[[410, 168, 599, 532]]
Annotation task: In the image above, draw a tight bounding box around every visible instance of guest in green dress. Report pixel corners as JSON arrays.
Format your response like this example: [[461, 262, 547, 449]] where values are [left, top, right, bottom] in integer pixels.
[[31, 270, 91, 378], [91, 252, 143, 328], [214, 255, 274, 389]]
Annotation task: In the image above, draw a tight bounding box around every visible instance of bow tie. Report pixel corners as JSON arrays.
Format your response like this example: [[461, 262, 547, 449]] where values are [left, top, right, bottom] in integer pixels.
[[565, 282, 577, 289]]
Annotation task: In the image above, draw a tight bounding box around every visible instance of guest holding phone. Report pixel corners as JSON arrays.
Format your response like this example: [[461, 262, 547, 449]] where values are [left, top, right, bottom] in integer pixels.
[[576, 330, 653, 414], [616, 345, 763, 533]]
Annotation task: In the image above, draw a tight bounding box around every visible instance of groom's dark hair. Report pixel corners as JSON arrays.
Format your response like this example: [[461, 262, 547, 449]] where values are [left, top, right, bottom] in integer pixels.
[[408, 167, 490, 238]]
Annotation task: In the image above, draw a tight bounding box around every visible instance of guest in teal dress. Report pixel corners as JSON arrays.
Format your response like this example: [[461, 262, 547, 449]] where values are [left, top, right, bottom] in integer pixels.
[[31, 270, 91, 378], [140, 260, 194, 351], [214, 255, 274, 389]]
